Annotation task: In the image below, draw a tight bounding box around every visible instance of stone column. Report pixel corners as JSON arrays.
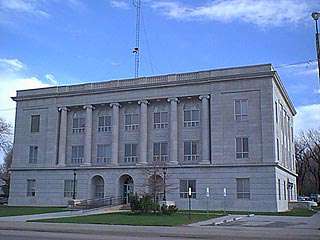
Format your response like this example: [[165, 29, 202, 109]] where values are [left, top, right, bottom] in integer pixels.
[[83, 105, 94, 165], [199, 95, 210, 164], [138, 100, 149, 164], [167, 97, 179, 164], [58, 106, 68, 166], [110, 102, 120, 165]]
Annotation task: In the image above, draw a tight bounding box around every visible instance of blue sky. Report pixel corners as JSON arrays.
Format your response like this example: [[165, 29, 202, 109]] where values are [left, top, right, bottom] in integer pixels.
[[0, 0, 320, 162]]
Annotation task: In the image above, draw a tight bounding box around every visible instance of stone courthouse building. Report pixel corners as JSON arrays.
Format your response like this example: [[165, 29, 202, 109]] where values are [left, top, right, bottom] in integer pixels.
[[9, 64, 297, 212]]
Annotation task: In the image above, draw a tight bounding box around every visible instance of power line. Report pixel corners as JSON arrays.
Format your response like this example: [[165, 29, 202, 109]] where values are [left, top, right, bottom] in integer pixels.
[[274, 59, 317, 69]]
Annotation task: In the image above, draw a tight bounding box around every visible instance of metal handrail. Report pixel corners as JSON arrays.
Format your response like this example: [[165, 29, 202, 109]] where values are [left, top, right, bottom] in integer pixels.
[[69, 196, 125, 210]]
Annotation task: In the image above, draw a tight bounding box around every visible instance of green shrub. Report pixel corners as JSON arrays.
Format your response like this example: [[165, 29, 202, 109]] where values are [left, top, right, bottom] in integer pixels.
[[129, 194, 160, 213], [161, 204, 178, 215]]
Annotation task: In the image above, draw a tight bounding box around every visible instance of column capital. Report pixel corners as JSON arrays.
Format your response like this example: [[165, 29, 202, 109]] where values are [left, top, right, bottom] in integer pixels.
[[138, 99, 149, 105], [58, 106, 69, 112], [110, 102, 121, 108], [83, 104, 95, 110], [199, 95, 210, 100], [167, 97, 179, 103]]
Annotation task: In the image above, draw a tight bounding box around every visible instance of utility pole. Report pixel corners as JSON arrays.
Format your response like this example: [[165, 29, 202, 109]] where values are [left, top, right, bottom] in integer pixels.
[[133, 0, 141, 78], [312, 12, 320, 85]]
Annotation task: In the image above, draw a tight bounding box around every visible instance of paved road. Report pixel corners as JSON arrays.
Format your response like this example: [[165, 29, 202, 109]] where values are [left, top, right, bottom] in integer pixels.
[[0, 212, 319, 240]]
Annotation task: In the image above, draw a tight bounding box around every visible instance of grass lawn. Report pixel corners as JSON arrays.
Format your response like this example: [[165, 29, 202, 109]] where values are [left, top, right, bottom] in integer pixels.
[[179, 207, 318, 217], [0, 206, 68, 217], [32, 212, 225, 226]]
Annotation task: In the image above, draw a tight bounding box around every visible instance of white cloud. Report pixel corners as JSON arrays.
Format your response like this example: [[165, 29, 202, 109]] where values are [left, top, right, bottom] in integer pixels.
[[45, 73, 57, 84], [294, 104, 320, 134], [151, 0, 317, 27], [0, 0, 50, 18], [110, 0, 130, 10], [0, 58, 25, 72], [0, 76, 51, 124]]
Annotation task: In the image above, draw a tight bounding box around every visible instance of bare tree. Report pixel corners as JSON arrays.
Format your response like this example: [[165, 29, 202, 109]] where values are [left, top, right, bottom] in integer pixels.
[[295, 129, 320, 195], [0, 147, 12, 197], [138, 160, 177, 204], [0, 118, 12, 154]]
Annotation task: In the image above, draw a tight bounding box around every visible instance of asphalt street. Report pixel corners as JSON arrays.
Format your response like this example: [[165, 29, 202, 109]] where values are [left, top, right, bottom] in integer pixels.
[[0, 212, 319, 240]]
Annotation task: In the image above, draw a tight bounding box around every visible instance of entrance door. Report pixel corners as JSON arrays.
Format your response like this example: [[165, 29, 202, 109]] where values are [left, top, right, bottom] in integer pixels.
[[123, 183, 134, 204]]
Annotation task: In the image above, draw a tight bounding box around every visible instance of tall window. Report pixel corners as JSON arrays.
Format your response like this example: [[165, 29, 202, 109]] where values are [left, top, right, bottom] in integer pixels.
[[275, 101, 278, 123], [179, 180, 196, 198], [29, 146, 38, 164], [72, 117, 85, 133], [234, 99, 248, 121], [27, 179, 36, 197], [284, 180, 286, 200], [96, 144, 112, 164], [236, 178, 250, 199], [184, 141, 199, 161], [153, 142, 168, 162], [124, 113, 139, 131], [276, 138, 280, 162], [153, 111, 168, 129], [64, 180, 77, 198], [71, 145, 84, 164], [278, 179, 281, 200], [31, 115, 40, 132], [98, 115, 112, 132], [184, 109, 200, 127], [124, 144, 137, 163], [236, 137, 249, 159]]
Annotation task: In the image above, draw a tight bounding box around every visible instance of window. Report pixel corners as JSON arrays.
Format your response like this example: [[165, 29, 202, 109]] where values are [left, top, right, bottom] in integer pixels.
[[153, 142, 168, 162], [64, 180, 77, 198], [184, 109, 200, 127], [276, 138, 280, 162], [98, 116, 112, 132], [31, 115, 40, 132], [153, 112, 168, 129], [184, 141, 199, 161], [278, 179, 281, 200], [29, 146, 38, 164], [284, 180, 286, 200], [125, 113, 139, 131], [236, 178, 250, 199], [71, 145, 84, 164], [124, 144, 137, 163], [180, 180, 196, 198], [72, 117, 85, 133], [96, 144, 111, 164], [275, 102, 278, 123], [27, 179, 36, 197], [234, 99, 248, 121], [236, 137, 249, 159]]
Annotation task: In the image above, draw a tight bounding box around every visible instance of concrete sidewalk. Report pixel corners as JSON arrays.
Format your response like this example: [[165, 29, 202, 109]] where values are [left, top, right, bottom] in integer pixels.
[[187, 214, 244, 226], [0, 205, 128, 222]]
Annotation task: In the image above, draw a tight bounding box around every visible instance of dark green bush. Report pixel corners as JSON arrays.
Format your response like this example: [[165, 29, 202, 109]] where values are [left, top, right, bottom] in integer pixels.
[[129, 194, 160, 213]]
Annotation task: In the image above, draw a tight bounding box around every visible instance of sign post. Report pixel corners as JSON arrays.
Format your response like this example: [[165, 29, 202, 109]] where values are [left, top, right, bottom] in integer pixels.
[[223, 187, 227, 214], [188, 187, 192, 220], [206, 187, 210, 216]]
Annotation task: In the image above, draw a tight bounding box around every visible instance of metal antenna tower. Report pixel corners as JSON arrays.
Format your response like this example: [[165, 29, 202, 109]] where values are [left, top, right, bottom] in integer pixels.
[[132, 0, 141, 78]]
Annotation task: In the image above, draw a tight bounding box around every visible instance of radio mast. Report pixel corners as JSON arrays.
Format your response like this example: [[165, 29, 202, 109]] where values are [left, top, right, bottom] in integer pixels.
[[132, 0, 141, 78]]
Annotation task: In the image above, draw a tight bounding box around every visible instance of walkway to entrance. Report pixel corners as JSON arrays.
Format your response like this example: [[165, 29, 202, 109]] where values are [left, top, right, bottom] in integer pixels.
[[119, 174, 134, 204]]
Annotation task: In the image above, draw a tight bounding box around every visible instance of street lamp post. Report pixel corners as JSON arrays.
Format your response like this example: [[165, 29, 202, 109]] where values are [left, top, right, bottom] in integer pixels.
[[312, 12, 320, 84], [72, 169, 77, 200], [162, 167, 167, 201]]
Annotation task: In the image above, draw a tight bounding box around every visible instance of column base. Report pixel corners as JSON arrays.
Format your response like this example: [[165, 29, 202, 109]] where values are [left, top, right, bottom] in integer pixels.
[[199, 160, 211, 165], [168, 161, 179, 165]]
